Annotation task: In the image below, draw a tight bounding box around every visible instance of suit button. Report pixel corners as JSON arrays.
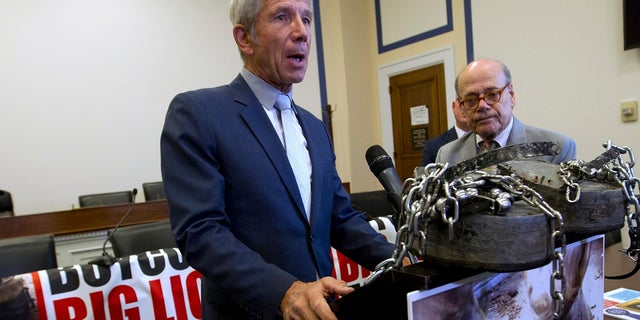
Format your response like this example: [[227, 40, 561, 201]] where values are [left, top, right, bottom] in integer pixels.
[[308, 235, 314, 243]]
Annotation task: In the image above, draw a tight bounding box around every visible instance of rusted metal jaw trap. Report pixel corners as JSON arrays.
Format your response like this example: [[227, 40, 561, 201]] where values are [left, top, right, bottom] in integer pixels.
[[365, 140, 639, 319]]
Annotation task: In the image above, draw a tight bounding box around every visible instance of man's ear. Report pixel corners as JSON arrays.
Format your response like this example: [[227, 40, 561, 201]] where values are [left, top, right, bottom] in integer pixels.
[[508, 84, 516, 106], [233, 25, 253, 56]]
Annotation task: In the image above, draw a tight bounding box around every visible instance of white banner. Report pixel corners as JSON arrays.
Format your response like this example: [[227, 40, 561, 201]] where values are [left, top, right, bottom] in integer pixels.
[[0, 248, 201, 320]]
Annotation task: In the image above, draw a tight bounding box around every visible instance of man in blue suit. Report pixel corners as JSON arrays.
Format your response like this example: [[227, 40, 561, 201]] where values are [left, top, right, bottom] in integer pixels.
[[436, 59, 576, 165], [160, 0, 395, 319], [420, 100, 470, 165]]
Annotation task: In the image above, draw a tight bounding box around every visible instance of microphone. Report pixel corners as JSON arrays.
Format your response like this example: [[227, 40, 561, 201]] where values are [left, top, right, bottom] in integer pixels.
[[365, 145, 403, 219], [88, 188, 138, 266]]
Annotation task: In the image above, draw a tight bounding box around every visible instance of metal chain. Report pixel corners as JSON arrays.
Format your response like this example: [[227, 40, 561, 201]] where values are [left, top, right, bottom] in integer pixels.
[[605, 143, 640, 262], [558, 160, 587, 203], [364, 165, 567, 318], [364, 163, 447, 285], [498, 174, 567, 318], [558, 141, 640, 264]]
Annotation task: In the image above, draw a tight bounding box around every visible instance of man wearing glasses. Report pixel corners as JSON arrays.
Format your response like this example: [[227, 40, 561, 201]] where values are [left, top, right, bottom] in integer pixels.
[[435, 59, 576, 165]]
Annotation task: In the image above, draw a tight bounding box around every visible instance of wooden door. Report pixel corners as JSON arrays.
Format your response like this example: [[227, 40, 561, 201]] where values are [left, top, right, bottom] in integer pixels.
[[389, 64, 448, 180]]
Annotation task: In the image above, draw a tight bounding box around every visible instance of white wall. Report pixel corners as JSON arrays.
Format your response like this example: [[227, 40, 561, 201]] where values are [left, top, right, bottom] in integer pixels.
[[471, 0, 640, 161], [0, 0, 321, 215], [4, 0, 638, 215]]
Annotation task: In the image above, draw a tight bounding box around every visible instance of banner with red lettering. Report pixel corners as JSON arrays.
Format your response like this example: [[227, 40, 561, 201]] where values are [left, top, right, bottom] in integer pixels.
[[0, 217, 396, 319], [0, 248, 201, 320]]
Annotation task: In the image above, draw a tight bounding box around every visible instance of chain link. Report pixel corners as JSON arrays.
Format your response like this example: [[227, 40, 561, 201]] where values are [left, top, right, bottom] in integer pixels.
[[558, 141, 640, 265], [493, 173, 567, 318], [608, 143, 640, 262]]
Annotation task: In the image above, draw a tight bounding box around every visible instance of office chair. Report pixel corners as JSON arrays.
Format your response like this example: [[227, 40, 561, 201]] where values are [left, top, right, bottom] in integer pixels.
[[0, 234, 57, 277], [78, 190, 134, 208], [0, 189, 13, 217], [349, 190, 395, 219], [108, 220, 177, 258], [142, 181, 166, 201]]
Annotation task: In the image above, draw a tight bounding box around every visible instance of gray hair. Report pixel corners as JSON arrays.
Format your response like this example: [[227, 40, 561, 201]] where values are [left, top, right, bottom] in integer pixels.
[[229, 0, 263, 42], [229, 0, 314, 41]]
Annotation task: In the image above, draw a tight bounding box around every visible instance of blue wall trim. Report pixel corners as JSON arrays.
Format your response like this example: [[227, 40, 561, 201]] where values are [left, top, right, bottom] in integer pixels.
[[375, 0, 453, 54], [313, 0, 328, 124], [464, 0, 474, 63], [313, 0, 474, 123]]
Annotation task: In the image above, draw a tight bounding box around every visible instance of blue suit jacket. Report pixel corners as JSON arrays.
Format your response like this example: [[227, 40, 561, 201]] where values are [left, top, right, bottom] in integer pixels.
[[421, 127, 459, 166], [435, 117, 577, 165], [160, 75, 395, 319]]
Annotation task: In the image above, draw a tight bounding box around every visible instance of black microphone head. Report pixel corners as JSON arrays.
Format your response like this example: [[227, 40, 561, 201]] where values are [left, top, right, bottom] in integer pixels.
[[365, 145, 394, 176], [132, 188, 138, 197]]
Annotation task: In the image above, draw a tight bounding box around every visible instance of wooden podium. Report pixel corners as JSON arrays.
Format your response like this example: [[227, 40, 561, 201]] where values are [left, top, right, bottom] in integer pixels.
[[331, 262, 481, 320]]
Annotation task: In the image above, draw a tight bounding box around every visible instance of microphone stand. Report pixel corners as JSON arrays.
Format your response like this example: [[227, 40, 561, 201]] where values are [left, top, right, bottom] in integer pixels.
[[88, 188, 138, 266]]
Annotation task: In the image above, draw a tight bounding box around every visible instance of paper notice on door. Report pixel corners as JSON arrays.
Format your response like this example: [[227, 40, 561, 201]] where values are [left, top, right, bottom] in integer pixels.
[[410, 105, 428, 126]]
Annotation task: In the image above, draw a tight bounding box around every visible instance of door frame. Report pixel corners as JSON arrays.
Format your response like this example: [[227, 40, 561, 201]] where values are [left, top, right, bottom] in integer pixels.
[[377, 45, 456, 163]]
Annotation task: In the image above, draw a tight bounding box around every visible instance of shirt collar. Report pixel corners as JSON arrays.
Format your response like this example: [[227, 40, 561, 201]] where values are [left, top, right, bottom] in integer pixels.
[[240, 68, 292, 110], [454, 126, 469, 138]]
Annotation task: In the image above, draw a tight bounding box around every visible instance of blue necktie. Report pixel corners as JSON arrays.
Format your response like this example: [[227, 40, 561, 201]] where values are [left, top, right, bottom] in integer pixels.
[[275, 94, 311, 220]]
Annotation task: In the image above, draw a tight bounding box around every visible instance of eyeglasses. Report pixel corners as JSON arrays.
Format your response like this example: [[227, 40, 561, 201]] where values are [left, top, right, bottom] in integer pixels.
[[458, 83, 511, 110]]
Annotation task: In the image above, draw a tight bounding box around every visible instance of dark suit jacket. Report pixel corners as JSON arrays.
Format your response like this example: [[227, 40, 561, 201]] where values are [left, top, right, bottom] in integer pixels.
[[435, 117, 577, 165], [421, 127, 459, 166], [160, 75, 395, 319]]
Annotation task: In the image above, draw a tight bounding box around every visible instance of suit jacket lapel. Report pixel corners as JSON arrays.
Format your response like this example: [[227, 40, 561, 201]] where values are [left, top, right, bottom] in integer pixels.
[[460, 134, 479, 162], [506, 117, 526, 146], [446, 127, 458, 141]]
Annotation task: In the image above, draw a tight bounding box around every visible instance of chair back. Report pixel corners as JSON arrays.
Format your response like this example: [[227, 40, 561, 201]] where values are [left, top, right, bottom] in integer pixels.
[[109, 220, 177, 257], [0, 189, 13, 217], [142, 181, 166, 201], [78, 190, 134, 208], [350, 190, 395, 219], [0, 234, 57, 277]]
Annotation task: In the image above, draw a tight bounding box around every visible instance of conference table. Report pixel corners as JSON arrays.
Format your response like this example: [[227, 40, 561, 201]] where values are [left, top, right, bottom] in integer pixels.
[[604, 243, 640, 320], [0, 200, 169, 240]]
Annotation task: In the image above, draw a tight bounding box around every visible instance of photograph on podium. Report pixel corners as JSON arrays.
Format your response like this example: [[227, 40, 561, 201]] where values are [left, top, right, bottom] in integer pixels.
[[407, 236, 604, 320]]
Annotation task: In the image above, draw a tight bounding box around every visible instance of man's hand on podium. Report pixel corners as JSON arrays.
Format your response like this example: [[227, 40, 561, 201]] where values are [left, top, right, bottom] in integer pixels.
[[281, 277, 354, 320]]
